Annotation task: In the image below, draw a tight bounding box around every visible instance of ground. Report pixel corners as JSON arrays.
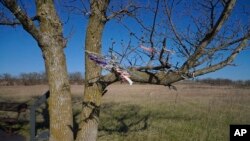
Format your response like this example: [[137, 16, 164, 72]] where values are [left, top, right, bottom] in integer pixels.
[[0, 82, 250, 141]]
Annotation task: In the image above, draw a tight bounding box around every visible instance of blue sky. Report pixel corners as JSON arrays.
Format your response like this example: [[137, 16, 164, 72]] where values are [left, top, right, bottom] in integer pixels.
[[0, 1, 249, 80]]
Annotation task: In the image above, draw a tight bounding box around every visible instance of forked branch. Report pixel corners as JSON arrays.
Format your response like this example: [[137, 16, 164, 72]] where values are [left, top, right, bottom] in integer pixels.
[[0, 0, 41, 41]]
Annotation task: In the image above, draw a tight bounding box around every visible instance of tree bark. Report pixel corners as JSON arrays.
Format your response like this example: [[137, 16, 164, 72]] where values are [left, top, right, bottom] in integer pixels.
[[76, 1, 109, 141], [42, 45, 73, 141], [75, 14, 103, 141], [36, 1, 74, 141]]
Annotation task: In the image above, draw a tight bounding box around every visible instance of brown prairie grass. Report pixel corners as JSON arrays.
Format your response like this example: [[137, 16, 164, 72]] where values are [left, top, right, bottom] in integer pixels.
[[0, 82, 250, 141], [97, 83, 250, 141]]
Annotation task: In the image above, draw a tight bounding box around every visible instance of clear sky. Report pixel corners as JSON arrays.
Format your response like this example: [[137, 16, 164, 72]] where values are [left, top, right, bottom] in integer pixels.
[[0, 0, 249, 80]]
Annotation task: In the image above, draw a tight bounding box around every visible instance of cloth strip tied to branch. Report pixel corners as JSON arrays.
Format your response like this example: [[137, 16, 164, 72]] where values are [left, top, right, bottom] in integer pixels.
[[140, 45, 175, 54], [140, 45, 158, 53], [114, 67, 133, 85], [86, 50, 133, 85]]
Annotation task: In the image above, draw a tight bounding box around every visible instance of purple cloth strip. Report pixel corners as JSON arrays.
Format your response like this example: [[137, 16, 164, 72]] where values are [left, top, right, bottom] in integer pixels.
[[86, 50, 133, 85], [88, 54, 108, 66]]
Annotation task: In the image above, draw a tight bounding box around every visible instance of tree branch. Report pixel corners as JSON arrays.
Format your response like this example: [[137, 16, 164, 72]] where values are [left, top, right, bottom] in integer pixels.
[[1, 0, 41, 41], [100, 69, 184, 87], [107, 9, 129, 20], [1, 0, 41, 40], [164, 0, 190, 57], [118, 37, 247, 85], [195, 38, 248, 76], [0, 20, 20, 26], [106, 2, 141, 20], [180, 0, 236, 71], [148, 0, 160, 61], [0, 16, 39, 26], [194, 33, 250, 67]]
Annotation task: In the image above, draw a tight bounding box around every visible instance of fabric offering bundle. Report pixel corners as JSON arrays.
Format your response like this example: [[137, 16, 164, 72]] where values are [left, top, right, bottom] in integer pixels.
[[86, 50, 133, 85]]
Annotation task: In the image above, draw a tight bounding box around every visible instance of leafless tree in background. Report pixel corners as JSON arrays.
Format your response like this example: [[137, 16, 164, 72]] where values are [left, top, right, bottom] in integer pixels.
[[69, 72, 84, 85]]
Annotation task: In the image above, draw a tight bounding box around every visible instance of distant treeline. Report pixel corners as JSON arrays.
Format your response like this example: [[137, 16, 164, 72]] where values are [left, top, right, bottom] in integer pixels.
[[0, 72, 84, 86], [196, 78, 250, 87], [1, 72, 250, 87]]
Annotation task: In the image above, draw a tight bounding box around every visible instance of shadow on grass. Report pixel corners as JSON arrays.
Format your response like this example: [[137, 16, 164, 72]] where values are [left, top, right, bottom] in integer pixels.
[[98, 103, 150, 136], [0, 129, 26, 141], [0, 120, 29, 135], [36, 102, 50, 127], [35, 102, 50, 138]]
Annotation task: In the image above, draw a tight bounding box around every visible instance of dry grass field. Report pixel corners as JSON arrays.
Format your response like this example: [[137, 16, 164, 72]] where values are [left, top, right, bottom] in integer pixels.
[[0, 82, 250, 141]]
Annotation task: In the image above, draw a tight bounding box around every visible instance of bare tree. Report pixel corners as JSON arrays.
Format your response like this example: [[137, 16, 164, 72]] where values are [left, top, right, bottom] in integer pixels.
[[0, 0, 73, 141], [0, 73, 14, 85], [1, 0, 249, 141], [69, 72, 84, 84], [75, 0, 249, 140], [19, 72, 47, 85]]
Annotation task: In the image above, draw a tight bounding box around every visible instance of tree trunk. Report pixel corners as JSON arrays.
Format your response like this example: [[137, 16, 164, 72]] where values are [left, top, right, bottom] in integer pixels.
[[36, 1, 74, 141], [76, 1, 109, 140], [42, 46, 73, 141], [75, 13, 104, 141], [1, 0, 74, 140]]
